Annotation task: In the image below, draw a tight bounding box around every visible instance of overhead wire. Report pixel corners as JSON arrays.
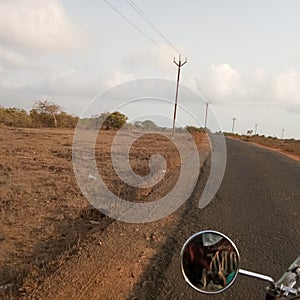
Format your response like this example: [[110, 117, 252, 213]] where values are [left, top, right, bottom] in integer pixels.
[[104, 0, 206, 102], [125, 0, 181, 55], [103, 0, 170, 56], [122, 1, 205, 102], [187, 62, 208, 103]]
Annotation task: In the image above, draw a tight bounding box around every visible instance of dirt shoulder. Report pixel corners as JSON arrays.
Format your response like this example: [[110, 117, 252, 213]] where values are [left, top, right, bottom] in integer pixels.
[[0, 127, 210, 299], [227, 135, 300, 162]]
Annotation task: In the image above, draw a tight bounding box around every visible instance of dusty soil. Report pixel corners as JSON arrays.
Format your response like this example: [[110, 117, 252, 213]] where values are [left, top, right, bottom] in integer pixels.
[[0, 126, 209, 299]]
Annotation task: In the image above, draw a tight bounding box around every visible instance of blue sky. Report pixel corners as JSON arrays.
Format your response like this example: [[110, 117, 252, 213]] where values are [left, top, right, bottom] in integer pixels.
[[0, 0, 299, 138]]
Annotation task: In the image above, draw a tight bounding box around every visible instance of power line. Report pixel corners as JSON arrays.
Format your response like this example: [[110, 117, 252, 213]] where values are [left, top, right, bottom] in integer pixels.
[[126, 0, 181, 55], [186, 63, 207, 101], [103, 0, 169, 55], [185, 63, 214, 129], [104, 0, 207, 132]]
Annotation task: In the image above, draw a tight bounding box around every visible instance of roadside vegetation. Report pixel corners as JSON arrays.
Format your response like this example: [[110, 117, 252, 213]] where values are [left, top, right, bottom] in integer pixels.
[[225, 132, 300, 159], [0, 101, 78, 128], [0, 101, 130, 130], [0, 101, 207, 134]]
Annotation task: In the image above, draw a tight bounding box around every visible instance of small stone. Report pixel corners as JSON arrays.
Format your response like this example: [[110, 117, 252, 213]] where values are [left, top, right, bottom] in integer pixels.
[[54, 214, 65, 221], [89, 220, 100, 225]]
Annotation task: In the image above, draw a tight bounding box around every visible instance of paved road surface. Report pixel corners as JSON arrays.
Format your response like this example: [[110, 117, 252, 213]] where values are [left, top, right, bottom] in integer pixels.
[[130, 137, 300, 300]]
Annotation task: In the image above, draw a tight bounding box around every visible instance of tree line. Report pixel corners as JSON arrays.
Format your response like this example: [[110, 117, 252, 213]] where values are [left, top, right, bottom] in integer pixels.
[[0, 101, 77, 128], [0, 100, 206, 132], [0, 101, 128, 129]]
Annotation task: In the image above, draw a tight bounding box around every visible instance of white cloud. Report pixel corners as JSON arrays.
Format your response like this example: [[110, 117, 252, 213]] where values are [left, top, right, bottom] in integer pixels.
[[122, 46, 176, 77], [0, 69, 100, 114], [201, 63, 244, 102], [40, 69, 99, 96], [0, 1, 89, 109], [186, 63, 300, 112], [104, 46, 189, 92], [0, 0, 86, 53], [274, 68, 300, 108], [210, 64, 240, 96], [105, 68, 135, 88], [0, 47, 31, 69], [0, 77, 22, 90]]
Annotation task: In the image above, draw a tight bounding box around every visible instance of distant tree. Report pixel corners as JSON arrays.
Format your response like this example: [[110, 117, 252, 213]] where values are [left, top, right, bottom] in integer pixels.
[[133, 120, 159, 130], [98, 111, 128, 129], [246, 129, 253, 136], [141, 120, 158, 130], [134, 121, 143, 128], [0, 103, 79, 128], [31, 100, 62, 127], [122, 123, 135, 130], [57, 112, 79, 128], [0, 106, 31, 127], [185, 126, 205, 133]]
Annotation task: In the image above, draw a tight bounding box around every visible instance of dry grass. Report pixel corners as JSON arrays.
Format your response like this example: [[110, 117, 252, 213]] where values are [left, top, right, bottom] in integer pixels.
[[0, 127, 209, 299]]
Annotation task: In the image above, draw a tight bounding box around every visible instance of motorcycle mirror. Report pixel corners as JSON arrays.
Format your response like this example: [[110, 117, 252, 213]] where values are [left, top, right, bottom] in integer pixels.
[[180, 230, 240, 294]]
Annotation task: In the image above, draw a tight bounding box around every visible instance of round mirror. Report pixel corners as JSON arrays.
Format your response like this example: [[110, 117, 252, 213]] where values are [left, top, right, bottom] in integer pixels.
[[180, 230, 240, 294]]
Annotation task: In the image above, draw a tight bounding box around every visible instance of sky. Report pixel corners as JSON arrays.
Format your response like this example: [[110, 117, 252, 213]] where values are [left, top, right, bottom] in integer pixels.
[[0, 0, 300, 138]]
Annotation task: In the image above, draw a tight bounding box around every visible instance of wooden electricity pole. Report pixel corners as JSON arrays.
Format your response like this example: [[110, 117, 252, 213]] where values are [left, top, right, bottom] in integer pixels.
[[232, 117, 237, 133], [172, 54, 187, 137], [204, 100, 211, 129]]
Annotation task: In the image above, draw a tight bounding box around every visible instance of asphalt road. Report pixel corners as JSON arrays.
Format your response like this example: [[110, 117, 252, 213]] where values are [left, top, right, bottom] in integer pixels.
[[130, 137, 300, 300]]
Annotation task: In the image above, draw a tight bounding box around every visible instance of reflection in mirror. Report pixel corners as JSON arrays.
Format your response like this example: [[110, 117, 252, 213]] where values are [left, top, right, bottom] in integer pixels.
[[181, 230, 240, 294]]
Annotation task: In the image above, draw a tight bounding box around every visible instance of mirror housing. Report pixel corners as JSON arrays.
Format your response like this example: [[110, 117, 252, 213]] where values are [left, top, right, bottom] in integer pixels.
[[180, 230, 240, 294]]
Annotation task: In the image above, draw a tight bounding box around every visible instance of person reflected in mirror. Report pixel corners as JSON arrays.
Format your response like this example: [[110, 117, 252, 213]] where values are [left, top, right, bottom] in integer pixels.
[[182, 233, 238, 291]]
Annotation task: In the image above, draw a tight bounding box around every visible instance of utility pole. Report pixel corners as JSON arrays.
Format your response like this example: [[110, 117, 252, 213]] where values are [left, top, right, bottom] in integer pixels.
[[281, 129, 284, 140], [204, 100, 211, 129], [232, 117, 237, 133], [172, 54, 187, 137], [255, 124, 258, 135]]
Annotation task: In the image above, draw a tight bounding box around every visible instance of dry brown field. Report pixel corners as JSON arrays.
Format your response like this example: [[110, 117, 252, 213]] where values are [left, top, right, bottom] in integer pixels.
[[0, 126, 209, 299]]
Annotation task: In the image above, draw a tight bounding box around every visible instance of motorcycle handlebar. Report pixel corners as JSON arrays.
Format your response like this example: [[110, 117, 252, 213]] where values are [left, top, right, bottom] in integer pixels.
[[266, 259, 300, 299], [180, 231, 299, 299]]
